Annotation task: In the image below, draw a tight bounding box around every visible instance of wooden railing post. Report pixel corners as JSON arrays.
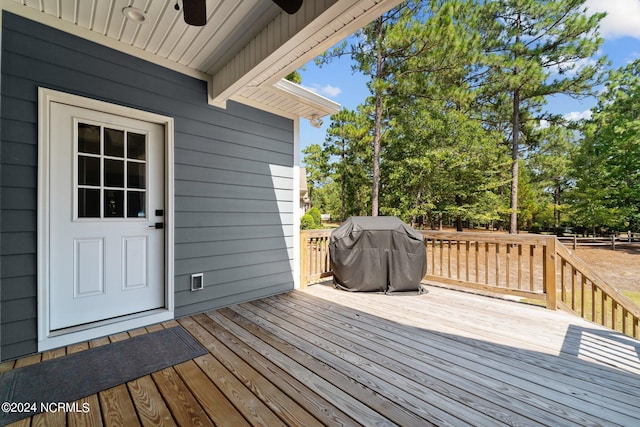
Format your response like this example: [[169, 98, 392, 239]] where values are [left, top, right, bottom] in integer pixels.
[[544, 236, 557, 310], [300, 231, 309, 289]]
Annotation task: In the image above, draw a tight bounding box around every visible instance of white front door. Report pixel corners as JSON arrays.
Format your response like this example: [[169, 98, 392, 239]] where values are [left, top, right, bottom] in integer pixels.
[[48, 102, 165, 330]]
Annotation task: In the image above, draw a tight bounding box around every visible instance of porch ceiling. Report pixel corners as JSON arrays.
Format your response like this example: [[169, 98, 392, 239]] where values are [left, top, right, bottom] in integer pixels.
[[4, 0, 402, 119]]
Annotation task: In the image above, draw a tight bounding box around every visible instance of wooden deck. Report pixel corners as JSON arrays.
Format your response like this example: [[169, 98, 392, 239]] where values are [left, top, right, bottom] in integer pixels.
[[3, 283, 640, 426]]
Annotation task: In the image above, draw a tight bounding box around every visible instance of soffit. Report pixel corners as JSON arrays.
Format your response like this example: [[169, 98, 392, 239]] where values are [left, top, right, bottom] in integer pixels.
[[7, 0, 280, 76], [5, 0, 402, 118]]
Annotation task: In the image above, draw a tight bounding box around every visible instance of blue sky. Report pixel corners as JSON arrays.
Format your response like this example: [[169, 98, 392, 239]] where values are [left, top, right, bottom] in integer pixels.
[[297, 0, 640, 162]]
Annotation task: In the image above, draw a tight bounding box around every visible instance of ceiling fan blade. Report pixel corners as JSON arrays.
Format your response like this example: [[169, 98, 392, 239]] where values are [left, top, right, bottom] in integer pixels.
[[183, 0, 206, 26], [272, 0, 303, 14]]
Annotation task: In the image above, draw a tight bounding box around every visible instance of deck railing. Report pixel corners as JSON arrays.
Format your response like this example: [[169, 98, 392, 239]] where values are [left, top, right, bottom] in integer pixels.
[[300, 230, 332, 285], [420, 231, 557, 309], [556, 243, 640, 338], [300, 229, 640, 339]]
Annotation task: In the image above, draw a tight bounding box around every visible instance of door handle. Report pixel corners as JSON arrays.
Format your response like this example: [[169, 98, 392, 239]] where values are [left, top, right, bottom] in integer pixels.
[[149, 222, 164, 229]]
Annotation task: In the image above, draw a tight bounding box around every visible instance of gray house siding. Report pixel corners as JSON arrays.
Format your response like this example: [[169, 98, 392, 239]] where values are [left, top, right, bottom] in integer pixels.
[[0, 12, 295, 361]]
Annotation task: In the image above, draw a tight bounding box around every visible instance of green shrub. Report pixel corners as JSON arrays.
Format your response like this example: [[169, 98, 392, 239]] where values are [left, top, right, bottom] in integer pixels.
[[308, 207, 322, 226], [300, 213, 316, 230]]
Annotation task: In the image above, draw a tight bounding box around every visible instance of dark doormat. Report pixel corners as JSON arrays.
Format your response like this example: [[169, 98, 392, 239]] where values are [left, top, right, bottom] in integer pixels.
[[0, 326, 207, 425]]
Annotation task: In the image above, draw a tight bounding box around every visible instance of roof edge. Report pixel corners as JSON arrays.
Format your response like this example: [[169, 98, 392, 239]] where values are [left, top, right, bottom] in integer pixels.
[[273, 79, 341, 117]]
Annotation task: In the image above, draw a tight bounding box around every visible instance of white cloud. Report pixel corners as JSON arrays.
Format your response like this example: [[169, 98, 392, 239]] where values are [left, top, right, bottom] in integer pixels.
[[564, 110, 592, 122], [585, 0, 640, 39], [304, 83, 342, 98]]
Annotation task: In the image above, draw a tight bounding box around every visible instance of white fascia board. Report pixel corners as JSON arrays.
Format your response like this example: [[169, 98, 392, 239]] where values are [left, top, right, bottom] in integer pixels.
[[273, 79, 341, 117], [230, 79, 341, 122]]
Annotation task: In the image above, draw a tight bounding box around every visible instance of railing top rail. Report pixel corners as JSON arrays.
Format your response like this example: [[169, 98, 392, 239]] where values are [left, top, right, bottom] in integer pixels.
[[301, 229, 556, 245], [419, 231, 554, 246], [300, 229, 333, 238]]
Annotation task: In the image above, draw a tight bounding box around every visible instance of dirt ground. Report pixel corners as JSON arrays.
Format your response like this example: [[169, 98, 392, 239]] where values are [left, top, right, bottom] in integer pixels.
[[573, 245, 640, 292]]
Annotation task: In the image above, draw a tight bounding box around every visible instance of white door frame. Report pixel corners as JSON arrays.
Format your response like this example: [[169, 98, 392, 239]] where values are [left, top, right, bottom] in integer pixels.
[[37, 88, 175, 351]]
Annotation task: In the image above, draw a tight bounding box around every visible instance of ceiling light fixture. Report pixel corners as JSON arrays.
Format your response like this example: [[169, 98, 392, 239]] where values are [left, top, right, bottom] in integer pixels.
[[122, 7, 147, 23]]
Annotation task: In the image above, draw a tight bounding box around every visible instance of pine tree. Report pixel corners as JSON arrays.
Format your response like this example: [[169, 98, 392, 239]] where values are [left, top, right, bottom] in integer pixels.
[[323, 108, 372, 221], [572, 60, 640, 233], [476, 0, 607, 233], [528, 124, 577, 232]]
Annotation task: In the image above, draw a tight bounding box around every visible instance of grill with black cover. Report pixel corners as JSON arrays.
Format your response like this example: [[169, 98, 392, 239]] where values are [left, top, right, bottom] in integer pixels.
[[329, 216, 427, 292]]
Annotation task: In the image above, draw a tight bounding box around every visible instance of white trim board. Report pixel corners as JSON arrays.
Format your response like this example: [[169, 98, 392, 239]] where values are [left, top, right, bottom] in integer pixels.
[[293, 117, 302, 289], [37, 87, 175, 351]]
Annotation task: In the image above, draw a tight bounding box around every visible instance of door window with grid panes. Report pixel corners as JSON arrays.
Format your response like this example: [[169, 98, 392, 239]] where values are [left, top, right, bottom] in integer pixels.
[[76, 122, 148, 219]]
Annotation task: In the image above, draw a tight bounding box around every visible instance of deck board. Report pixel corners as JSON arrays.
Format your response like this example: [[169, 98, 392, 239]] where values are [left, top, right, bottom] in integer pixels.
[[260, 295, 595, 426], [289, 287, 636, 426], [191, 353, 285, 427], [228, 304, 441, 426], [98, 385, 141, 427], [151, 367, 214, 427], [266, 293, 548, 426], [186, 313, 360, 426], [67, 395, 102, 427], [180, 317, 323, 427], [172, 359, 250, 427], [239, 300, 492, 425], [4, 283, 640, 426], [212, 308, 398, 425], [127, 376, 176, 427]]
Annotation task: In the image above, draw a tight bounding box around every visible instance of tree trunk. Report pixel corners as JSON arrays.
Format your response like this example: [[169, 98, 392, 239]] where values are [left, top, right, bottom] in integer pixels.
[[510, 89, 520, 234], [341, 138, 346, 222], [554, 185, 560, 231], [412, 190, 422, 228], [455, 194, 463, 232], [372, 92, 382, 216], [371, 16, 384, 217], [509, 12, 521, 235]]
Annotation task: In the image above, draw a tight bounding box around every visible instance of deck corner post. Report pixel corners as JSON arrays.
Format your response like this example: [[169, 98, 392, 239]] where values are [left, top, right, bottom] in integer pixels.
[[544, 236, 557, 310], [300, 231, 309, 289]]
